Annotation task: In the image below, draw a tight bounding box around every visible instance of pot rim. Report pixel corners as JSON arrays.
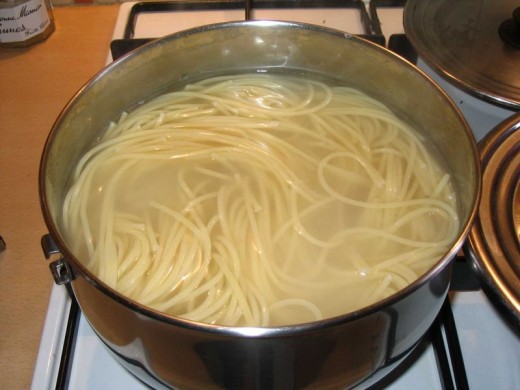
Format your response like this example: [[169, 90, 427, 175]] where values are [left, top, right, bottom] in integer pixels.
[[39, 19, 482, 337]]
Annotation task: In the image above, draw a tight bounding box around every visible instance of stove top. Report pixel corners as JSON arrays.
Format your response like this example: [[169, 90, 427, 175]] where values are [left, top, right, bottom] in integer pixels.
[[33, 283, 520, 389], [32, 2, 520, 389]]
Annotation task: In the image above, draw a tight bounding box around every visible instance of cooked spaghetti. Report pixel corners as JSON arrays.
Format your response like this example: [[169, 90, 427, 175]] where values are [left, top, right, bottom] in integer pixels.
[[62, 74, 459, 327]]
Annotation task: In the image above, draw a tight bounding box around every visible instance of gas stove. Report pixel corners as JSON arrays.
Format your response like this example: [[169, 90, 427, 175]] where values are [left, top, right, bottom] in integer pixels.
[[32, 1, 520, 389]]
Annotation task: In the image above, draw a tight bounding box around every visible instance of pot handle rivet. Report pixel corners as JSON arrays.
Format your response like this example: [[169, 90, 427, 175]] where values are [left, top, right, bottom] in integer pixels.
[[41, 234, 76, 285]]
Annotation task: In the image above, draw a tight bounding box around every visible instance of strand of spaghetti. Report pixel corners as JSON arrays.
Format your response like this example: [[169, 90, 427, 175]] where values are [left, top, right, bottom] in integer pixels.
[[383, 270, 411, 291], [431, 173, 452, 199], [113, 217, 149, 275], [326, 225, 456, 249], [373, 246, 447, 272], [261, 196, 367, 290], [386, 206, 459, 238], [192, 75, 334, 113], [144, 201, 212, 294], [95, 159, 141, 286], [181, 273, 232, 322], [156, 264, 225, 313], [138, 224, 188, 303], [219, 295, 241, 325], [245, 280, 270, 327], [317, 115, 375, 156], [239, 178, 281, 302], [318, 151, 386, 188], [211, 241, 256, 326], [366, 273, 394, 303], [61, 74, 460, 326], [236, 179, 293, 300], [138, 87, 331, 117], [269, 299, 323, 322], [388, 263, 419, 284], [77, 127, 322, 205], [313, 244, 372, 277], [318, 162, 458, 217], [287, 190, 342, 248]]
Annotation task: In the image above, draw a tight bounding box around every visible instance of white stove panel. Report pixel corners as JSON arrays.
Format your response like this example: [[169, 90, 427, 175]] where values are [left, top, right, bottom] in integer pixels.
[[373, 8, 405, 37]]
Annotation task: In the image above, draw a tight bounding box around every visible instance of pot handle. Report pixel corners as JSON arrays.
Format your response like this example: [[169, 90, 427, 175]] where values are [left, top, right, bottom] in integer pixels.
[[41, 234, 76, 285]]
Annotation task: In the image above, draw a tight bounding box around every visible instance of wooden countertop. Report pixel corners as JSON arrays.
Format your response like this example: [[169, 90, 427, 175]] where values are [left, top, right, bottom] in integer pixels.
[[0, 5, 119, 388]]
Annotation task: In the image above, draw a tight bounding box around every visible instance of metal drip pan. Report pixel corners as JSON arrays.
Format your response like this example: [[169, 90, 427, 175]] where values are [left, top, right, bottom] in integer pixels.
[[467, 113, 520, 329]]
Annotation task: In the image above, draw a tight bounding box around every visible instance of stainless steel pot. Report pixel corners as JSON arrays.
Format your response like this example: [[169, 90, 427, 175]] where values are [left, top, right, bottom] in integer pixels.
[[39, 21, 481, 389]]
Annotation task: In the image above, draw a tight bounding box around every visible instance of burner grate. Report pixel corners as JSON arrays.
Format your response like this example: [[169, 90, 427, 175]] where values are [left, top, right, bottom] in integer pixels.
[[110, 0, 418, 61]]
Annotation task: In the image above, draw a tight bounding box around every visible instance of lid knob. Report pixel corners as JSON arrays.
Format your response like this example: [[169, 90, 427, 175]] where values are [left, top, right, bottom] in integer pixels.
[[498, 7, 520, 48]]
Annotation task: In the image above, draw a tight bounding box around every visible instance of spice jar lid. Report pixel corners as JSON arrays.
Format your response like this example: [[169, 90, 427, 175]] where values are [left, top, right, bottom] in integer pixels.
[[466, 113, 520, 327], [404, 0, 520, 110]]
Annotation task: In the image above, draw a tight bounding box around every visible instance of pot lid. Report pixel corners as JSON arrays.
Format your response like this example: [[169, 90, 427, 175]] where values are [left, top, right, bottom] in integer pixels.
[[404, 0, 520, 110], [466, 113, 520, 328]]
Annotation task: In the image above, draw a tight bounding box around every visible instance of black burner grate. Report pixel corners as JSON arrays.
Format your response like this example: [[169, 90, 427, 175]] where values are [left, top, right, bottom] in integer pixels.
[[110, 0, 418, 61]]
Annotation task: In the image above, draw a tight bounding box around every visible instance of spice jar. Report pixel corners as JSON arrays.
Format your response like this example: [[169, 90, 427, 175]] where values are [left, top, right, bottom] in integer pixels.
[[0, 0, 54, 48]]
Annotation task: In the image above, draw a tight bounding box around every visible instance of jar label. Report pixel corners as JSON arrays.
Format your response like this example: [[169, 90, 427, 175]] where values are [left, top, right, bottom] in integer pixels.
[[0, 0, 51, 43]]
